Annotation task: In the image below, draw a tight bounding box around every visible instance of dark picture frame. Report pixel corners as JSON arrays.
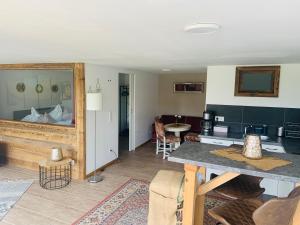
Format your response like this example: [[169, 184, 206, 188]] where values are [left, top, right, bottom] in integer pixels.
[[234, 66, 280, 97], [173, 82, 205, 93]]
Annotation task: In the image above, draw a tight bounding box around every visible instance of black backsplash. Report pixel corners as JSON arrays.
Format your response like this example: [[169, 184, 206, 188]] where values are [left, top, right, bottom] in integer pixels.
[[206, 104, 300, 136]]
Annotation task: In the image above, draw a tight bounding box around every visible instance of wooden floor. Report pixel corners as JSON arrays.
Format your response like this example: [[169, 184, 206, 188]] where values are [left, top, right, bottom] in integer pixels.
[[0, 142, 183, 225]]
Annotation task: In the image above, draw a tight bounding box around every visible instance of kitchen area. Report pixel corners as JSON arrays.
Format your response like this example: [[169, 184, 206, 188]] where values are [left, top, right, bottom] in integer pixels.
[[199, 104, 300, 197], [187, 65, 300, 199]]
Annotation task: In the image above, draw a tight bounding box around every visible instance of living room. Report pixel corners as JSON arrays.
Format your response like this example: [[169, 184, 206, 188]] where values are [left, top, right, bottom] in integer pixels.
[[1, 1, 300, 225]]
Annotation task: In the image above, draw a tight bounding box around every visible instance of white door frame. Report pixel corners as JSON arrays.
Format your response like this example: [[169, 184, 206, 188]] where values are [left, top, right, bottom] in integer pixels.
[[128, 73, 135, 151]]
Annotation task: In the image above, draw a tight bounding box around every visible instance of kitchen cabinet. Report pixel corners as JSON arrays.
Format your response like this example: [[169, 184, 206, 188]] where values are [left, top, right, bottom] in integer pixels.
[[201, 138, 233, 181], [201, 137, 233, 146]]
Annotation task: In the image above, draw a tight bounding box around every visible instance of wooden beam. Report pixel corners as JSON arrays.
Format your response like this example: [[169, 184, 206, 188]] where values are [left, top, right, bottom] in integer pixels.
[[197, 172, 240, 196], [194, 167, 206, 225], [183, 164, 198, 225]]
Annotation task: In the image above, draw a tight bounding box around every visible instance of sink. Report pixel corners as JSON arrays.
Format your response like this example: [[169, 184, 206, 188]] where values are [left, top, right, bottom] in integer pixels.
[[260, 135, 269, 141]]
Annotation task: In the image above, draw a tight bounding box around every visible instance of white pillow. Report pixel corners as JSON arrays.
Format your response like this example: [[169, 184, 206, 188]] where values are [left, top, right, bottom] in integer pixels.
[[36, 113, 56, 123], [49, 105, 63, 121], [21, 107, 41, 122], [31, 107, 41, 119]]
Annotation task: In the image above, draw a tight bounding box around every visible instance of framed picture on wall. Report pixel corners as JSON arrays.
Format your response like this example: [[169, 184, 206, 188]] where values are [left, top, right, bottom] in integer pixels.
[[234, 66, 280, 97], [174, 82, 205, 93]]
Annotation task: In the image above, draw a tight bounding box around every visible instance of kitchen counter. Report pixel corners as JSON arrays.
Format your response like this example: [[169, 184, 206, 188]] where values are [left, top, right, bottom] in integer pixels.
[[169, 142, 300, 183], [199, 132, 300, 154]]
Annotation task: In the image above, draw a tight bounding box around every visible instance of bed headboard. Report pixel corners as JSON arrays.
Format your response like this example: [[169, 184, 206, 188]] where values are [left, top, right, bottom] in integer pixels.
[[13, 107, 54, 120]]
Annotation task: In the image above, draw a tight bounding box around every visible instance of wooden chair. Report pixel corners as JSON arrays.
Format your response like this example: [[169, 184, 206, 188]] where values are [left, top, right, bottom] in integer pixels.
[[208, 186, 300, 225], [210, 145, 265, 200], [210, 173, 265, 200], [154, 119, 180, 159]]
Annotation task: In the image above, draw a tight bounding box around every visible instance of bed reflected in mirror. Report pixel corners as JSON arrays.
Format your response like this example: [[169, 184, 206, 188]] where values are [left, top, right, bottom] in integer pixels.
[[0, 69, 75, 126]]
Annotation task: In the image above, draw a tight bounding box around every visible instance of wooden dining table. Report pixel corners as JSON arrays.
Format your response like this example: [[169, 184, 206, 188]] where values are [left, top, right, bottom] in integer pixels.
[[168, 142, 300, 225]]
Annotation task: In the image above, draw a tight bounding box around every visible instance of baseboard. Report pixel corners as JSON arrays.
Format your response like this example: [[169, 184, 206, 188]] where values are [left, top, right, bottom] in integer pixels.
[[134, 139, 152, 149], [85, 158, 119, 179]]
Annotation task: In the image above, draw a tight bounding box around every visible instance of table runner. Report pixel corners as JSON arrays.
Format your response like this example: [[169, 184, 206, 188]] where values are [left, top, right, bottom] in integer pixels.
[[210, 148, 292, 171]]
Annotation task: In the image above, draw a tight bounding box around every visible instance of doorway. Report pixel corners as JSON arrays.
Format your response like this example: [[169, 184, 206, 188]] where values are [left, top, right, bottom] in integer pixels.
[[119, 73, 130, 153]]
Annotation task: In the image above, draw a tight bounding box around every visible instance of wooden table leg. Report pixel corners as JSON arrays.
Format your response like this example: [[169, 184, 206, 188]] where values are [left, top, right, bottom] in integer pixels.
[[194, 167, 206, 225], [183, 164, 198, 225]]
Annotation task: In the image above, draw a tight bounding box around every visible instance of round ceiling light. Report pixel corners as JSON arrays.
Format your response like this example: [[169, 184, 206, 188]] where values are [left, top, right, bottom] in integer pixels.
[[184, 23, 221, 34], [162, 68, 171, 72]]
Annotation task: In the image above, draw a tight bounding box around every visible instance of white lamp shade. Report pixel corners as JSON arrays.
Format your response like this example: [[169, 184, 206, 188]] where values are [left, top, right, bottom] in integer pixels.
[[86, 92, 102, 111]]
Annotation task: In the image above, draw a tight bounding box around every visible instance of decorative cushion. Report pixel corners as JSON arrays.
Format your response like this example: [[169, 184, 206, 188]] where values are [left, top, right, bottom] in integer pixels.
[[155, 121, 165, 138], [21, 107, 41, 122], [49, 104, 63, 121], [165, 134, 181, 143], [62, 108, 73, 120], [36, 113, 57, 124], [184, 132, 201, 142]]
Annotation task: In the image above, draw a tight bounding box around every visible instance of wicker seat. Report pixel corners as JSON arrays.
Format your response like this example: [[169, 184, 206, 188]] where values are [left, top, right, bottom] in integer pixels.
[[184, 132, 201, 142], [208, 186, 300, 225], [211, 174, 265, 200]]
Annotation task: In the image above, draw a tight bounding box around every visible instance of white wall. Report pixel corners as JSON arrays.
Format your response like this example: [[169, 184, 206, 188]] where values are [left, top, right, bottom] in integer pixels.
[[158, 73, 207, 116], [134, 72, 159, 147], [85, 64, 119, 174], [85, 64, 158, 174], [206, 64, 300, 108]]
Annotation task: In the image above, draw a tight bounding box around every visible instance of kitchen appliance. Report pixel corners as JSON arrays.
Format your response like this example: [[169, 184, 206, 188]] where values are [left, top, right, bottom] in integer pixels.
[[213, 125, 229, 134], [202, 111, 214, 134], [285, 123, 300, 138], [243, 134, 262, 159], [277, 126, 284, 137], [203, 111, 213, 120], [262, 124, 268, 136]]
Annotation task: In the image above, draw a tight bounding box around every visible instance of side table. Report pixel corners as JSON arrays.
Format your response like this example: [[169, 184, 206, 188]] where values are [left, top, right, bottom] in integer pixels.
[[39, 158, 73, 190]]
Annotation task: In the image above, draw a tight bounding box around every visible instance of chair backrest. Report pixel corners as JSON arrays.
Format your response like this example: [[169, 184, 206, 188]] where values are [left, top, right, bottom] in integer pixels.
[[253, 186, 300, 225], [154, 120, 165, 140]]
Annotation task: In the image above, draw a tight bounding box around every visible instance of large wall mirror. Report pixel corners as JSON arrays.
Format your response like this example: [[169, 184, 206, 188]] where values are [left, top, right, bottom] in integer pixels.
[[0, 67, 75, 127]]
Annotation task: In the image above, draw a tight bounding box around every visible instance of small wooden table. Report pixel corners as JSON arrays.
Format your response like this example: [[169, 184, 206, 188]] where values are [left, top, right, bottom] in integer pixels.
[[168, 142, 300, 225], [164, 123, 191, 148]]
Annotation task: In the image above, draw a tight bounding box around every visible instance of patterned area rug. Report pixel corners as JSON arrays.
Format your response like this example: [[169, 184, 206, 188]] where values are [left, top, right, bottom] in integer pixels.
[[73, 179, 226, 225], [0, 179, 33, 220]]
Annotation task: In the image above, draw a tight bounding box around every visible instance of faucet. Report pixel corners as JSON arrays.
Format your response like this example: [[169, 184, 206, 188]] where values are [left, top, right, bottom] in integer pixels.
[[244, 125, 253, 136]]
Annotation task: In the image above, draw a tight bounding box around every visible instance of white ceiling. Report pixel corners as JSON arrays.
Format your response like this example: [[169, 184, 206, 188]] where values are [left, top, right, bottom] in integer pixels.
[[1, 0, 300, 73]]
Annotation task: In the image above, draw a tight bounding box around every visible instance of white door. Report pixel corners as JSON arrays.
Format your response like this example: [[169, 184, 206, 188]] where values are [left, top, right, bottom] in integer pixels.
[[129, 74, 135, 151]]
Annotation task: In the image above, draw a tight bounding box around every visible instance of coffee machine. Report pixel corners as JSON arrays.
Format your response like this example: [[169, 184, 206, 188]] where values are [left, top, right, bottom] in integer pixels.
[[202, 111, 214, 135]]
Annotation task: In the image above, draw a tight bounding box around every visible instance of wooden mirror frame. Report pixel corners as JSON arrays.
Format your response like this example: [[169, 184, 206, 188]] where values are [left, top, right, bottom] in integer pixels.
[[0, 63, 80, 127], [234, 66, 280, 97], [0, 63, 86, 179]]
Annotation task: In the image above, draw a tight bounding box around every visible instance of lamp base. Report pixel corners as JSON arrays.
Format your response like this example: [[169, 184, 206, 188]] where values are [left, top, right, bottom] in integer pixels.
[[88, 174, 104, 183]]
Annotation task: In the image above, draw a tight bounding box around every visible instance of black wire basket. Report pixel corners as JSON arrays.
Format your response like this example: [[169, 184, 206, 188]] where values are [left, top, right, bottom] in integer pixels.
[[39, 158, 72, 190]]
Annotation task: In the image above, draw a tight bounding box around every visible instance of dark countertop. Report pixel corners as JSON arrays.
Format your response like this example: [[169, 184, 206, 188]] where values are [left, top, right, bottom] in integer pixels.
[[199, 132, 300, 154], [168, 142, 300, 183]]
